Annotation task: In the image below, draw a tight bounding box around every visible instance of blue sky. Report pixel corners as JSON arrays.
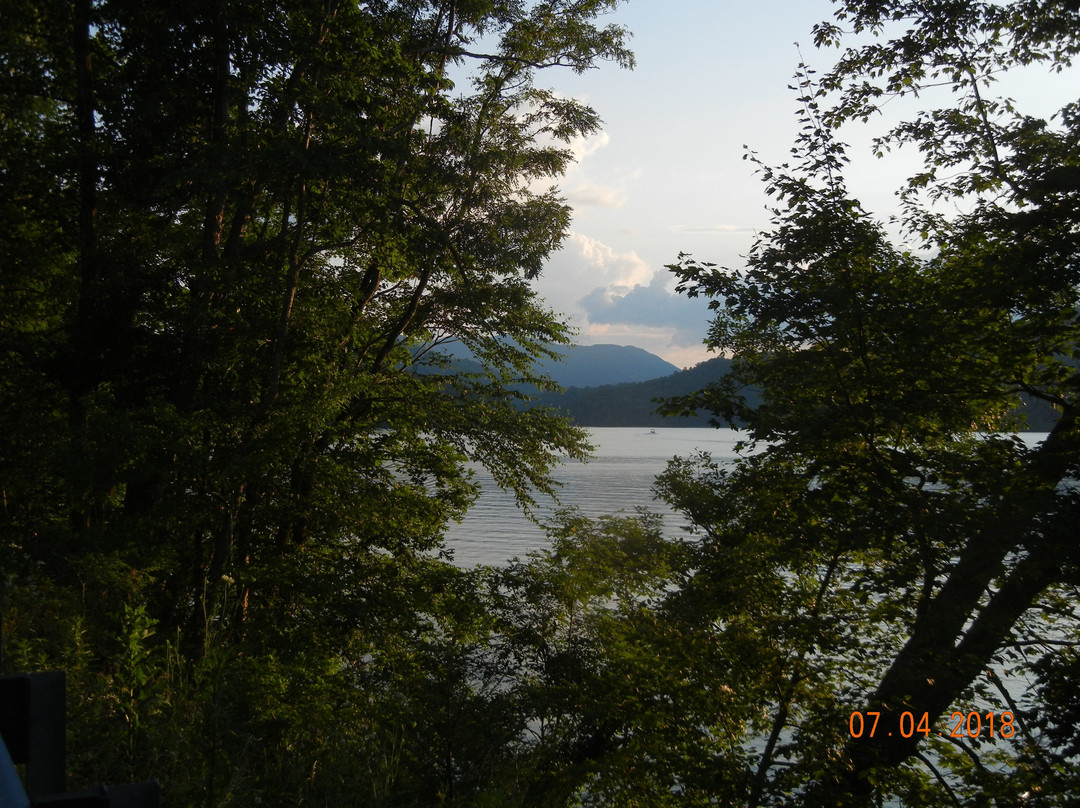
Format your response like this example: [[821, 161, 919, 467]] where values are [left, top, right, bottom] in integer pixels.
[[508, 0, 1076, 367]]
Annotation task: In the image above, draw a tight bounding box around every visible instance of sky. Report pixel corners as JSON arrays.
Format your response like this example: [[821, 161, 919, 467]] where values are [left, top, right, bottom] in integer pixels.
[[519, 0, 851, 368], [497, 0, 1075, 368]]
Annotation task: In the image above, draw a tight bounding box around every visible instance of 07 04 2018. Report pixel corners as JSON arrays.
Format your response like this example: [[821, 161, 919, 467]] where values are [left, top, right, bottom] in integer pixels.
[[848, 710, 1016, 740]]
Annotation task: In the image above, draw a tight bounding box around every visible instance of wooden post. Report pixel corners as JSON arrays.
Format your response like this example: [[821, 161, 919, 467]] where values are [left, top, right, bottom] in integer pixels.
[[0, 672, 66, 797]]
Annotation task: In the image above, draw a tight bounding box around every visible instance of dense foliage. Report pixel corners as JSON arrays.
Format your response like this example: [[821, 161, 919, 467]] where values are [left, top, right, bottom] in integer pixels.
[[0, 0, 634, 803], [660, 0, 1080, 803], [6, 0, 1080, 806]]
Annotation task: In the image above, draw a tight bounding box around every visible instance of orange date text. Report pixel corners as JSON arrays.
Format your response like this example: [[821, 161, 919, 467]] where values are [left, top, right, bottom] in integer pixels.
[[848, 710, 1016, 740]]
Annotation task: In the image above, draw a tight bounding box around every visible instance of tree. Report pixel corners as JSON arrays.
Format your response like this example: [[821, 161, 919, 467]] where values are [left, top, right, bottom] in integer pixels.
[[0, 0, 632, 800], [661, 0, 1080, 803], [482, 510, 745, 808]]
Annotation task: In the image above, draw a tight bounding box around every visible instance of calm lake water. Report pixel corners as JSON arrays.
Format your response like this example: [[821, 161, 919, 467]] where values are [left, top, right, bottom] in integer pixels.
[[443, 428, 1052, 567], [444, 427, 744, 567]]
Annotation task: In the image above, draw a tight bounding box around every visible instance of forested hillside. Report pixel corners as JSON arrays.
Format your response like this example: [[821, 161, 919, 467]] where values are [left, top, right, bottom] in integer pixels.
[[533, 343, 681, 387], [528, 355, 1059, 429], [529, 356, 735, 426]]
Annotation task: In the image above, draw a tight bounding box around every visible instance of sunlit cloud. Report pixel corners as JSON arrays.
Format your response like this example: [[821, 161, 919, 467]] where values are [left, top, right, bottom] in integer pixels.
[[567, 129, 611, 164], [566, 184, 627, 208], [569, 232, 652, 287], [579, 270, 712, 348], [539, 233, 714, 368]]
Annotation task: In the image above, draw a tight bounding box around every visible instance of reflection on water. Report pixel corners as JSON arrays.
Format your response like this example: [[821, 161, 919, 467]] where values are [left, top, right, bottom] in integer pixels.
[[443, 427, 744, 567]]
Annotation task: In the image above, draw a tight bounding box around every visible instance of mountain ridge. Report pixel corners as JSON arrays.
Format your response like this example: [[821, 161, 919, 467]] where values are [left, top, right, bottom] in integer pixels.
[[526, 355, 735, 427], [420, 343, 1061, 430], [430, 341, 680, 388], [527, 355, 1060, 431]]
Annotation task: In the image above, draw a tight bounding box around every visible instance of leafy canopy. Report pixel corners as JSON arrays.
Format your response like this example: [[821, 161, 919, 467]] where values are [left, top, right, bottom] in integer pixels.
[[659, 0, 1080, 803], [0, 0, 636, 802]]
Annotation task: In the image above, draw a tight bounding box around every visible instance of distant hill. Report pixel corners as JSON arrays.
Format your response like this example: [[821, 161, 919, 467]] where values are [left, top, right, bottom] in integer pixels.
[[1016, 395, 1060, 432], [415, 342, 1061, 430], [527, 356, 738, 427], [525, 356, 1061, 431], [428, 342, 680, 388], [538, 343, 680, 388]]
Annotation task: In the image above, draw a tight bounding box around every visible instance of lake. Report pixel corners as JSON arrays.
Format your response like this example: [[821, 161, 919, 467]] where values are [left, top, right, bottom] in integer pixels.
[[443, 428, 1053, 567], [443, 427, 744, 566], [443, 426, 1051, 783]]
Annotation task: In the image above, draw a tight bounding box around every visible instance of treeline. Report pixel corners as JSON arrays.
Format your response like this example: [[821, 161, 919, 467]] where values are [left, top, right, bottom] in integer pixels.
[[527, 356, 1060, 430], [527, 356, 736, 427]]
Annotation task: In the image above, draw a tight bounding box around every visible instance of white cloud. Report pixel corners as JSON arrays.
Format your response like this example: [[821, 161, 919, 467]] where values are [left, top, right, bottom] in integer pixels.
[[579, 270, 712, 348], [538, 233, 714, 367], [566, 183, 627, 208], [570, 232, 652, 287], [568, 129, 611, 164]]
